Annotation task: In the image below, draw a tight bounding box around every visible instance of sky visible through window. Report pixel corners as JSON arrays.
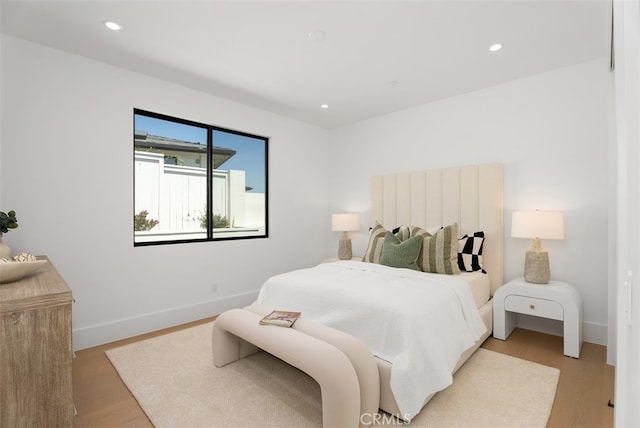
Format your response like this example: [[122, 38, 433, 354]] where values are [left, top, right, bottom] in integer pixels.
[[135, 114, 266, 193]]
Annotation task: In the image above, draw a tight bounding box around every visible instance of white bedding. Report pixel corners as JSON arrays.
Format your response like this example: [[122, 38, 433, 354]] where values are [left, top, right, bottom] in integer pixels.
[[254, 260, 487, 420], [461, 271, 491, 308]]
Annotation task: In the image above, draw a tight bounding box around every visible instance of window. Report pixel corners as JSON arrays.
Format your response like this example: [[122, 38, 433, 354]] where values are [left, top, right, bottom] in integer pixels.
[[134, 109, 268, 245]]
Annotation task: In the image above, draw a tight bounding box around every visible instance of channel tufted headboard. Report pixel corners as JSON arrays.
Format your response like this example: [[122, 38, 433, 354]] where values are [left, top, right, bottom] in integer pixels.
[[370, 163, 504, 295]]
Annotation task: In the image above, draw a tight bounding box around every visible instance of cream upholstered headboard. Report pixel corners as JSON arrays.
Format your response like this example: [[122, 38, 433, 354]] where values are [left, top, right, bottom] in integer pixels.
[[371, 163, 504, 295]]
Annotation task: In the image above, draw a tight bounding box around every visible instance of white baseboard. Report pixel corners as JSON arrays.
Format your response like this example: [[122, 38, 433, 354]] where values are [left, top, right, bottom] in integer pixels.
[[583, 320, 608, 347], [515, 314, 608, 346], [72, 291, 259, 351]]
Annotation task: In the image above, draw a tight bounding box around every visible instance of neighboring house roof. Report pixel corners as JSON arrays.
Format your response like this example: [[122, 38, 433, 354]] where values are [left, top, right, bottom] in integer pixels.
[[134, 131, 236, 168]]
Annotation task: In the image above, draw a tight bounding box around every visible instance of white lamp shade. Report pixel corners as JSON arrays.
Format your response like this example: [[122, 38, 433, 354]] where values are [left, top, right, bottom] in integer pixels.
[[511, 211, 564, 240], [331, 213, 360, 232]]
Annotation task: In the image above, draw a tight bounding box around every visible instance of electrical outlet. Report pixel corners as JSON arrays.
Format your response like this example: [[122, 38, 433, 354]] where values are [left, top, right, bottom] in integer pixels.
[[211, 283, 218, 293]]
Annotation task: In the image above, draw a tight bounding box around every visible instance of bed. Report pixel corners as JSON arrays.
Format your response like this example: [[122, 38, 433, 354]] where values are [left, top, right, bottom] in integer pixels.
[[255, 163, 504, 421]]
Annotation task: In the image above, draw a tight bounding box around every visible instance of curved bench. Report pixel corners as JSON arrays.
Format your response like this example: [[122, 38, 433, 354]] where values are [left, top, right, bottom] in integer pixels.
[[213, 305, 379, 428]]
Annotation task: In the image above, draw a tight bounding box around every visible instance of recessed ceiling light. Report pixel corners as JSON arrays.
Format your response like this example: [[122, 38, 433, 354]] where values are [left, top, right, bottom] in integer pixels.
[[308, 30, 326, 41], [489, 43, 502, 52], [104, 21, 122, 31], [320, 104, 329, 109]]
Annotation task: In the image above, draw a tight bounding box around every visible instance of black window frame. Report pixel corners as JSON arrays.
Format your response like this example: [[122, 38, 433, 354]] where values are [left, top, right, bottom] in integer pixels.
[[133, 108, 269, 246]]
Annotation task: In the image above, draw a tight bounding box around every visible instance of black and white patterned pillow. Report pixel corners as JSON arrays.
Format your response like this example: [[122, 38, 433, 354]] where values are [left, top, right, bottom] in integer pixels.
[[458, 231, 486, 273]]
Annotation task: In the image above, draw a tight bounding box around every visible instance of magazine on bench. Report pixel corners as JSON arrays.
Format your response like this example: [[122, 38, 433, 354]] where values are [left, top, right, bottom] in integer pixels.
[[259, 310, 301, 327]]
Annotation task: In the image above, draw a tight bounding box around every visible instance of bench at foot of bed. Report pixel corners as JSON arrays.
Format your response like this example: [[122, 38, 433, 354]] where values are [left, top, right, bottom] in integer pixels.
[[212, 304, 380, 428]]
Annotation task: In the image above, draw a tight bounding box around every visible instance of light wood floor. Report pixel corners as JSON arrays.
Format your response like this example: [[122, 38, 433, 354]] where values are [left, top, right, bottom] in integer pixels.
[[73, 321, 614, 427], [482, 329, 614, 428]]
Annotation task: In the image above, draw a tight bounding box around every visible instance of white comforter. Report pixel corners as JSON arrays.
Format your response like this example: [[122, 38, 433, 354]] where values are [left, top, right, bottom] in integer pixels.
[[254, 261, 487, 420]]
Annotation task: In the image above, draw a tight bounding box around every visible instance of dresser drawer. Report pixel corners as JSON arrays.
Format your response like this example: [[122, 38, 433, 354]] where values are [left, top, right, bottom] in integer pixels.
[[504, 295, 564, 320]]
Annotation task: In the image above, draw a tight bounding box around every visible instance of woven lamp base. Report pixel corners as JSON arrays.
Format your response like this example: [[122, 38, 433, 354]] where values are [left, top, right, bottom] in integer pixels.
[[338, 238, 353, 260], [524, 250, 550, 284]]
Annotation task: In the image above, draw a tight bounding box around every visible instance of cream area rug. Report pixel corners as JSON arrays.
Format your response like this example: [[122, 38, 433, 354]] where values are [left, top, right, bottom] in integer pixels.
[[106, 322, 560, 428]]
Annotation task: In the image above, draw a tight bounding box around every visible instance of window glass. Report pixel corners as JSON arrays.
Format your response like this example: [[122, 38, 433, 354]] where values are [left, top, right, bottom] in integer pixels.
[[134, 110, 268, 245]]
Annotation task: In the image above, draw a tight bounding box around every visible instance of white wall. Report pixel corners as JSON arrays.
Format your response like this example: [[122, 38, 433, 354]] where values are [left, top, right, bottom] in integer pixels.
[[329, 58, 610, 345], [0, 35, 332, 350]]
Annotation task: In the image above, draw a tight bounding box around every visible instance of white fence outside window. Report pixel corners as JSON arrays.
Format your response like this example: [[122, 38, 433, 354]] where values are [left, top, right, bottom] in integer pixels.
[[134, 151, 265, 242]]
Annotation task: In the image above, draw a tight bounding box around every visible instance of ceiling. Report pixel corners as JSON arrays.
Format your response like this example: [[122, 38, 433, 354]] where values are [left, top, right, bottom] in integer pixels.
[[0, 1, 610, 129]]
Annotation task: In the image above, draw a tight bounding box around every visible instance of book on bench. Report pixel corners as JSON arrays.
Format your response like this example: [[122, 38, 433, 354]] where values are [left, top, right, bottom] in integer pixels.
[[259, 310, 301, 327]]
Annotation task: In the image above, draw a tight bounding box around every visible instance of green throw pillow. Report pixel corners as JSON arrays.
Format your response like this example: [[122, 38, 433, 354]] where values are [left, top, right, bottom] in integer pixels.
[[379, 232, 423, 271]]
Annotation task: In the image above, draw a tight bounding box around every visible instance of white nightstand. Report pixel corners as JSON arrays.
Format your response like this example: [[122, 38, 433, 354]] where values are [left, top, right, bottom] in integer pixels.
[[493, 277, 583, 358]]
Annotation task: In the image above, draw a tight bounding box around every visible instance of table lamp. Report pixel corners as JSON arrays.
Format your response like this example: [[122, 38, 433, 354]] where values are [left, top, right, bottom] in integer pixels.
[[331, 213, 360, 260], [511, 210, 564, 284]]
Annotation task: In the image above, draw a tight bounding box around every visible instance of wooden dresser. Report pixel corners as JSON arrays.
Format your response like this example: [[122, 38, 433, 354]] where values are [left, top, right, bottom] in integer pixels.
[[0, 256, 74, 427]]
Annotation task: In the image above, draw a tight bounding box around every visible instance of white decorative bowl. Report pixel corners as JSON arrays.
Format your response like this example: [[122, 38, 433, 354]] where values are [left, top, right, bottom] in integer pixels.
[[0, 260, 47, 284]]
